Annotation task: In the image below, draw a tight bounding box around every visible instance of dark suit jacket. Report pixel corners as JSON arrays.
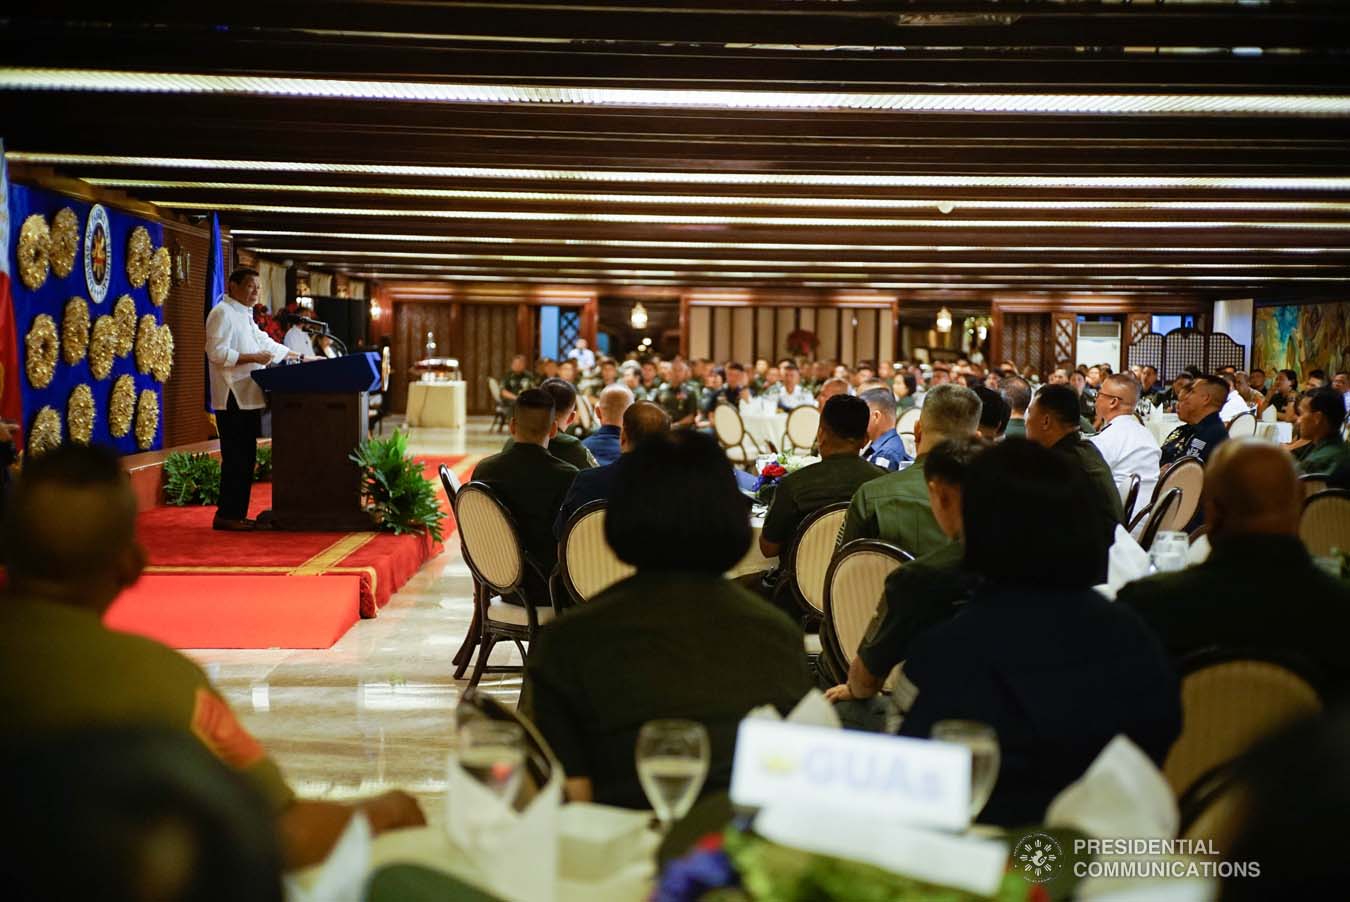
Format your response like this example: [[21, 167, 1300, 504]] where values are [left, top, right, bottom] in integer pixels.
[[553, 460, 621, 538], [472, 443, 578, 575]]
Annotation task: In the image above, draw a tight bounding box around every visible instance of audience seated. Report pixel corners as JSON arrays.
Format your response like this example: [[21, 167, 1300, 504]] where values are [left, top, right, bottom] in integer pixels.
[[475, 389, 579, 585], [0, 446, 425, 868], [520, 431, 812, 808], [776, 361, 815, 411], [1288, 386, 1350, 476], [554, 401, 671, 537], [1027, 385, 1124, 563], [896, 440, 1182, 827], [654, 359, 699, 427], [973, 385, 1010, 440], [825, 436, 987, 706], [858, 387, 911, 471], [1118, 440, 1350, 697], [1088, 373, 1162, 513], [999, 376, 1031, 440], [815, 376, 850, 405], [1160, 375, 1229, 466], [500, 377, 598, 469], [581, 383, 632, 467], [839, 383, 981, 557]]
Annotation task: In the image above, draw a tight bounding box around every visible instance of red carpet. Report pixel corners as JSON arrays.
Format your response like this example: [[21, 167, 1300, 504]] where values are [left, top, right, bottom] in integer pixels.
[[112, 455, 473, 648], [105, 574, 362, 649]]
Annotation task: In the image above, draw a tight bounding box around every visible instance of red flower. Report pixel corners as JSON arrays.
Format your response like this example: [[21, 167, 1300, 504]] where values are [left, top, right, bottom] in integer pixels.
[[694, 832, 725, 852], [761, 463, 787, 478]]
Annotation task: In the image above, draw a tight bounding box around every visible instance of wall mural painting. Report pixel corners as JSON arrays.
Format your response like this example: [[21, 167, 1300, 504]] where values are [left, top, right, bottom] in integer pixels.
[[1253, 301, 1350, 379]]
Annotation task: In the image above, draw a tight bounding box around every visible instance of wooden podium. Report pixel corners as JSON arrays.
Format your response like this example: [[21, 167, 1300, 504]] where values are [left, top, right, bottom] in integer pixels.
[[251, 353, 382, 531]]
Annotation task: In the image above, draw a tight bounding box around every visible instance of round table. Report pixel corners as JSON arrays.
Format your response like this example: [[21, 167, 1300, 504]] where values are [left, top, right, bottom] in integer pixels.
[[1146, 414, 1290, 446], [406, 380, 467, 428], [738, 408, 788, 451]]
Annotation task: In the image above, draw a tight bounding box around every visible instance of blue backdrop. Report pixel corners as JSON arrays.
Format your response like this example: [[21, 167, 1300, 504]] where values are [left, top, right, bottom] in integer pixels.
[[7, 183, 165, 453]]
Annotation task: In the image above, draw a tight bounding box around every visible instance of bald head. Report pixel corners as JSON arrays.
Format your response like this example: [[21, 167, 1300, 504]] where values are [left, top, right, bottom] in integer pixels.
[[596, 383, 634, 426], [620, 401, 672, 452], [1204, 439, 1302, 540]]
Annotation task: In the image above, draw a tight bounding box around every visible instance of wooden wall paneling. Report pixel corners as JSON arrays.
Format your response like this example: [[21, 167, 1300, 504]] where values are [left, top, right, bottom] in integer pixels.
[[773, 308, 794, 362], [817, 308, 839, 364], [1051, 313, 1077, 367], [732, 307, 755, 365], [1126, 313, 1153, 349], [161, 223, 212, 446], [755, 307, 776, 361], [839, 310, 857, 366], [689, 307, 711, 359], [712, 307, 732, 363], [855, 309, 878, 364], [800, 308, 816, 351], [879, 307, 895, 364]]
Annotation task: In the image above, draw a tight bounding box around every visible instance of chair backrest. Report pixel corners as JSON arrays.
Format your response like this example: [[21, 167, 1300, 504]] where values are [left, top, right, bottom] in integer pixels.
[[487, 376, 503, 405], [1300, 489, 1350, 557], [438, 464, 461, 509], [1138, 487, 1182, 551], [457, 688, 557, 808], [1300, 473, 1329, 499], [1122, 472, 1142, 523], [454, 482, 525, 593], [784, 405, 820, 451], [1163, 652, 1322, 800], [786, 503, 850, 617], [896, 406, 921, 435], [1155, 456, 1205, 531], [899, 431, 917, 460], [823, 540, 913, 673], [712, 402, 746, 448], [574, 392, 595, 431], [558, 501, 636, 604], [1226, 412, 1256, 438]]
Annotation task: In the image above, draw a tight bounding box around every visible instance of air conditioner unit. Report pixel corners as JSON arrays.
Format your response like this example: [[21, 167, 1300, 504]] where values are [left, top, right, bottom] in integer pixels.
[[1076, 321, 1122, 371]]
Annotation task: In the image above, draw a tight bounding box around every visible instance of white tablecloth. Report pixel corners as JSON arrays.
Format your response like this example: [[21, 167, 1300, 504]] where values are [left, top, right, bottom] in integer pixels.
[[739, 409, 788, 451], [407, 381, 467, 428], [1145, 414, 1290, 446], [727, 517, 778, 579]]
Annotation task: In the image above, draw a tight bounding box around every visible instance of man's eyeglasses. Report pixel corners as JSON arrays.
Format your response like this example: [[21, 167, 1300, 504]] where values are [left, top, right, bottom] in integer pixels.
[[1097, 392, 1128, 404]]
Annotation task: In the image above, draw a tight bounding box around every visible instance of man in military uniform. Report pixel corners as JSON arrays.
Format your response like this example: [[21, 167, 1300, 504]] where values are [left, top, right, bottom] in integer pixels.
[[1159, 375, 1229, 467], [839, 383, 981, 558], [637, 359, 664, 402], [775, 362, 815, 411], [0, 446, 425, 868], [499, 354, 535, 414], [1290, 386, 1350, 476], [503, 378, 597, 470], [655, 359, 700, 427], [1027, 384, 1124, 571], [859, 386, 910, 471]]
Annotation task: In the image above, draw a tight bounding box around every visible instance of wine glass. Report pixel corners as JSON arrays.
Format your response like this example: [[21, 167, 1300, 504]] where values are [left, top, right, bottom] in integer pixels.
[[635, 719, 710, 832], [457, 719, 527, 805], [932, 720, 1001, 820]]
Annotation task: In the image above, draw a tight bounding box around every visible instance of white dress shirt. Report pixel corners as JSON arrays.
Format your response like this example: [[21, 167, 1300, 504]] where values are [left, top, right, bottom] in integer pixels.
[[777, 384, 816, 411], [283, 325, 315, 357], [1220, 390, 1250, 423], [567, 347, 596, 370], [1089, 412, 1161, 518], [205, 296, 292, 410]]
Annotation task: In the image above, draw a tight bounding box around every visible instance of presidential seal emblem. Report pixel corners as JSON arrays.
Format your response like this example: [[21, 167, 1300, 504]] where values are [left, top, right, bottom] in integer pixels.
[[1012, 833, 1062, 884], [84, 203, 111, 304]]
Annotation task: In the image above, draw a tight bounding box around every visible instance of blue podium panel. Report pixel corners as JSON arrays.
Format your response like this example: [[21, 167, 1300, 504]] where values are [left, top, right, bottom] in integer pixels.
[[251, 352, 381, 394]]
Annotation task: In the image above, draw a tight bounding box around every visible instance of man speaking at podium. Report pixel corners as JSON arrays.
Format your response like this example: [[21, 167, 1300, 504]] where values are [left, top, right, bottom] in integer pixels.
[[206, 267, 301, 531]]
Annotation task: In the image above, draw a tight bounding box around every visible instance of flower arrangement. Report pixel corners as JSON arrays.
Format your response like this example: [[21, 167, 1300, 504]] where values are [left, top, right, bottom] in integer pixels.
[[786, 329, 819, 358], [752, 453, 819, 504]]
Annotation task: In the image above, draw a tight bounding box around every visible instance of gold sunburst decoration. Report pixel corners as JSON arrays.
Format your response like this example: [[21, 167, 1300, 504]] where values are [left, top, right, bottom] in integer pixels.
[[110, 375, 136, 437], [62, 297, 91, 365], [88, 315, 119, 380], [126, 226, 153, 287], [25, 314, 59, 389], [148, 246, 172, 305], [135, 389, 160, 450], [135, 314, 159, 374], [29, 406, 62, 456], [50, 207, 80, 278], [151, 323, 175, 382], [112, 295, 137, 357], [17, 214, 51, 290], [67, 384, 96, 445]]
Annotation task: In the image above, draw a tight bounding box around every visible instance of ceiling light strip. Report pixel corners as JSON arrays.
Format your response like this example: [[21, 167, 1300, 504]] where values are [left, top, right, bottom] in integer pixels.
[[3, 69, 1349, 117], [13, 153, 1350, 191]]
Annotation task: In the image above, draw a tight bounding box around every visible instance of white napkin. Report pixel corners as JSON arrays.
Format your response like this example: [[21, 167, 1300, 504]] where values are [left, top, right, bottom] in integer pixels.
[[445, 751, 562, 902], [745, 688, 842, 729], [1186, 534, 1211, 565], [1097, 525, 1151, 601], [284, 813, 371, 902], [1045, 735, 1178, 841]]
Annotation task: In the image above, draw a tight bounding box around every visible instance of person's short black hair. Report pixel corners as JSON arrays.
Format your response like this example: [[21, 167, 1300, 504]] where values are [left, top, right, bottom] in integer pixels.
[[1279, 368, 1298, 383], [999, 376, 1032, 414], [973, 386, 1011, 434], [512, 388, 556, 438], [924, 436, 989, 487], [858, 386, 897, 420], [962, 439, 1104, 589], [1251, 367, 1265, 376], [539, 377, 577, 417], [606, 431, 749, 573], [901, 373, 917, 395], [1183, 364, 1204, 378], [781, 361, 799, 372], [227, 266, 259, 286], [1310, 369, 1327, 380], [1306, 386, 1347, 431], [820, 395, 869, 441], [1032, 384, 1081, 428], [727, 362, 746, 373]]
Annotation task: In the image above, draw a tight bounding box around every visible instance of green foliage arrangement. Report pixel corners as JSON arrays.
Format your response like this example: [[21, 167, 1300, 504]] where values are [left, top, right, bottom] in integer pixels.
[[253, 443, 273, 482], [349, 430, 446, 541], [163, 452, 221, 506]]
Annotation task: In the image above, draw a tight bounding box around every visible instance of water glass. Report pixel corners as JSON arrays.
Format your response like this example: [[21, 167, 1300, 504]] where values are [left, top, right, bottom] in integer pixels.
[[1150, 530, 1189, 573], [635, 719, 710, 831], [932, 720, 1000, 819], [457, 719, 527, 804]]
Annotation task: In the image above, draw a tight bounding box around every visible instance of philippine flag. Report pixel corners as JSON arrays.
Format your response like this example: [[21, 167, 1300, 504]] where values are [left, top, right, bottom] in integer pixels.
[[0, 139, 23, 446]]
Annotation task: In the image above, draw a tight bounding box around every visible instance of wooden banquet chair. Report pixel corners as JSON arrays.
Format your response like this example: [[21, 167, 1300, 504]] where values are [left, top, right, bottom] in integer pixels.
[[1129, 455, 1204, 537], [712, 402, 765, 468], [899, 431, 918, 460], [896, 406, 921, 436], [1163, 650, 1322, 804], [572, 392, 596, 435], [820, 539, 913, 686], [438, 463, 462, 502], [1299, 473, 1330, 499], [1136, 487, 1183, 551], [453, 482, 556, 689], [766, 502, 850, 660], [1226, 411, 1257, 438], [781, 405, 820, 454], [554, 500, 635, 607], [1122, 472, 1142, 524], [457, 688, 558, 808], [486, 376, 509, 432], [1299, 489, 1350, 558]]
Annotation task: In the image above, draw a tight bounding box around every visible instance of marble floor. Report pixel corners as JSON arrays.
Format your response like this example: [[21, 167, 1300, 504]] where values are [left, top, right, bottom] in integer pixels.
[[187, 414, 511, 829]]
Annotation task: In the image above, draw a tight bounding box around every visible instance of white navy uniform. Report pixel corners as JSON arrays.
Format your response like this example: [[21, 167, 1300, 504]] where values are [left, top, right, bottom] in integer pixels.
[[1088, 413, 1162, 520]]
